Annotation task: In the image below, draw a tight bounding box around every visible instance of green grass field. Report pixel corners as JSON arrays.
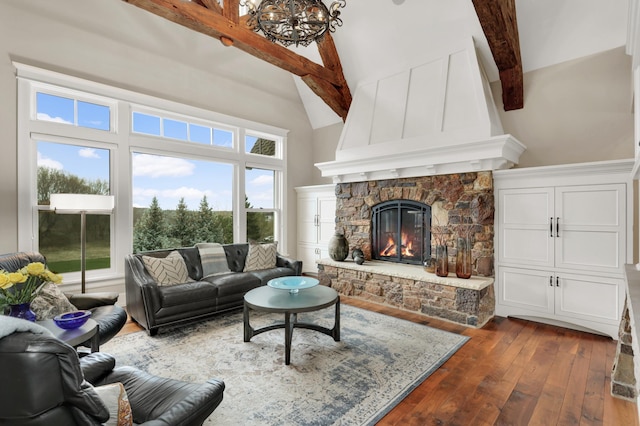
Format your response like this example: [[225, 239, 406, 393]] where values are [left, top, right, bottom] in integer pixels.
[[40, 243, 111, 274]]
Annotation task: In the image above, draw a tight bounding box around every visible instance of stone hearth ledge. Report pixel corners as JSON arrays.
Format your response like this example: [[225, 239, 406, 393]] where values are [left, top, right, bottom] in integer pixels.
[[316, 258, 495, 327]]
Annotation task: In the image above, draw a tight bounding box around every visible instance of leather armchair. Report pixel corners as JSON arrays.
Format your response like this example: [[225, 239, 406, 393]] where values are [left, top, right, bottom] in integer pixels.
[[0, 319, 225, 425], [0, 251, 127, 346]]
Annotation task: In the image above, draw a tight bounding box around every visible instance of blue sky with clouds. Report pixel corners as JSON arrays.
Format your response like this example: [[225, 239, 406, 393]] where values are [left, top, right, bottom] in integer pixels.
[[36, 93, 273, 211]]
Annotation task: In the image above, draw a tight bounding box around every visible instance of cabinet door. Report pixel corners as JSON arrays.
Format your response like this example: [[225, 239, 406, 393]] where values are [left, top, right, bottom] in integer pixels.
[[317, 195, 337, 246], [297, 196, 319, 244], [497, 188, 555, 268], [297, 244, 320, 274], [497, 266, 554, 314], [555, 273, 622, 325], [555, 184, 626, 273]]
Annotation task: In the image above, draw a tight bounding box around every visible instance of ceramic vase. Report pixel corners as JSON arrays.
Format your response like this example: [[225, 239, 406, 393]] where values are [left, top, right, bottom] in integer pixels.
[[328, 232, 349, 261]]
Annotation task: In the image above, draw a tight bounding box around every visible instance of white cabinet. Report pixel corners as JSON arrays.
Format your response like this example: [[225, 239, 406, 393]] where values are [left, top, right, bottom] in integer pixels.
[[498, 184, 626, 274], [494, 160, 633, 338], [295, 185, 336, 274]]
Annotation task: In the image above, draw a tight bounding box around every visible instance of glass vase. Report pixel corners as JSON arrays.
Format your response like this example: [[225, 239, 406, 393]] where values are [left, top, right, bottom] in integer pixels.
[[456, 237, 472, 279], [435, 245, 449, 277], [8, 302, 37, 322]]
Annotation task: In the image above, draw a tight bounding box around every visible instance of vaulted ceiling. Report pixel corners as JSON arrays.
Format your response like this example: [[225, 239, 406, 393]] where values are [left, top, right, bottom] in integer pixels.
[[5, 0, 629, 130]]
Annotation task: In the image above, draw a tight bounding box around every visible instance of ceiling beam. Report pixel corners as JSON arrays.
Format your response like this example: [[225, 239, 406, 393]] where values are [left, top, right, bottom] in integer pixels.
[[122, 0, 351, 120], [472, 0, 523, 111]]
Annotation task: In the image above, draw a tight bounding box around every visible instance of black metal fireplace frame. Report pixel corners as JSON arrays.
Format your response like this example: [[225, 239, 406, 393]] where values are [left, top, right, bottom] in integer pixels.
[[372, 200, 431, 265]]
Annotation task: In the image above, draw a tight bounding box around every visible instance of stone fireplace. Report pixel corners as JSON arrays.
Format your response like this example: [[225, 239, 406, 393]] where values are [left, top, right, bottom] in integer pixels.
[[336, 172, 495, 275], [316, 171, 497, 327]]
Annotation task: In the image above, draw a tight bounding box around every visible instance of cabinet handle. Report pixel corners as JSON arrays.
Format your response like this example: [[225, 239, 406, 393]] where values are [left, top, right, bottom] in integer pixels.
[[549, 276, 553, 287], [556, 277, 560, 287], [549, 217, 553, 238], [556, 217, 560, 238]]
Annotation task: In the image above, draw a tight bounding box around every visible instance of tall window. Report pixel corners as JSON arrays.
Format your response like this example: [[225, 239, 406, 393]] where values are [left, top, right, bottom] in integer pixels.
[[245, 167, 277, 243], [16, 63, 288, 287], [132, 153, 234, 251], [37, 141, 112, 273]]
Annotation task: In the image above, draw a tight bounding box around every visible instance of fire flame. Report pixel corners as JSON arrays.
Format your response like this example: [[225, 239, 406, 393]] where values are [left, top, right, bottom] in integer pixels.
[[380, 232, 415, 257]]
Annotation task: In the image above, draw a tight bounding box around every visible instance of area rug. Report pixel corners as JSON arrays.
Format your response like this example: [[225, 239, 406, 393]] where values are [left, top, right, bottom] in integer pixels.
[[101, 304, 469, 425]]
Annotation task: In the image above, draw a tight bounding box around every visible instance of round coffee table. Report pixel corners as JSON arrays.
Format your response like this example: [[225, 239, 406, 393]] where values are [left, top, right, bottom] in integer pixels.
[[243, 284, 340, 365]]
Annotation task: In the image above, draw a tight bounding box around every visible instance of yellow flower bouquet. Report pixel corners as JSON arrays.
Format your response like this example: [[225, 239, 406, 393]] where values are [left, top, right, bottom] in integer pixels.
[[0, 262, 62, 305]]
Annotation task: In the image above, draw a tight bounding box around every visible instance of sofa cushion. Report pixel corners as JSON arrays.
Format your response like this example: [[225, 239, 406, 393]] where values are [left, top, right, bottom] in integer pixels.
[[158, 281, 218, 308], [196, 243, 230, 277], [243, 243, 278, 272], [142, 251, 191, 286], [203, 272, 261, 297]]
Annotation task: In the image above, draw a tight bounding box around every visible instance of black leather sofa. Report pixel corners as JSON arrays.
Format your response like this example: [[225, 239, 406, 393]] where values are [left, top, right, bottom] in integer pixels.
[[0, 252, 127, 347], [0, 318, 224, 425], [125, 243, 302, 335]]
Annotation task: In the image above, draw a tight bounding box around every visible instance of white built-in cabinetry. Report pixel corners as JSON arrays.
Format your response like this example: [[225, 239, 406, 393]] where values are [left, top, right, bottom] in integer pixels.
[[494, 160, 633, 338], [295, 185, 337, 274]]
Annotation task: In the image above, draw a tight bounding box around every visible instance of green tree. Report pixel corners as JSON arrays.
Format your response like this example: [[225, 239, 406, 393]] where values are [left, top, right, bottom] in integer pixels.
[[133, 197, 169, 252], [195, 196, 223, 243], [169, 198, 196, 247], [245, 196, 273, 243]]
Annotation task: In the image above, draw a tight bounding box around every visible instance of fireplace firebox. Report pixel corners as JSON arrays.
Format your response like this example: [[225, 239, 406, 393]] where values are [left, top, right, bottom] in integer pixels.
[[372, 200, 431, 264]]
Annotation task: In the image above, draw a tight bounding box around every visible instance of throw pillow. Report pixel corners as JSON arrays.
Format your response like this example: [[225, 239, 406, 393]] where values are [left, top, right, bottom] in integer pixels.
[[93, 382, 133, 426], [31, 282, 78, 321], [196, 243, 230, 277], [142, 251, 191, 286], [243, 242, 278, 272]]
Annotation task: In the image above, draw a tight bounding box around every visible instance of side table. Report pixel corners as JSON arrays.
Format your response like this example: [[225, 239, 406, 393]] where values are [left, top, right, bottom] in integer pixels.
[[38, 318, 99, 353]]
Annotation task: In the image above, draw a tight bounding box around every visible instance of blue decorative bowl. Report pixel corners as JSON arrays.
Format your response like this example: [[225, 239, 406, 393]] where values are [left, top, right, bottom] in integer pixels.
[[53, 310, 91, 330]]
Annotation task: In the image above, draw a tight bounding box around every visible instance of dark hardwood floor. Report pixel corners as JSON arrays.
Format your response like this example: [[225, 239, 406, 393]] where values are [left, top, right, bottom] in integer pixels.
[[119, 297, 638, 425]]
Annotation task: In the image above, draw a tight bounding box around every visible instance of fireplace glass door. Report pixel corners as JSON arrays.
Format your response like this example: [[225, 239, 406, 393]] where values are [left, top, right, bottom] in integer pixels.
[[372, 200, 430, 264]]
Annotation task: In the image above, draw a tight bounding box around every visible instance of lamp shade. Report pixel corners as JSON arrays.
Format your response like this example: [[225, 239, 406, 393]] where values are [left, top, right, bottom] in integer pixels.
[[50, 194, 115, 214]]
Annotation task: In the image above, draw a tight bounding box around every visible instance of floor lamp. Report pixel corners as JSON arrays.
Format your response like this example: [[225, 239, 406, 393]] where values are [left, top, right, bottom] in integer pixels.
[[49, 194, 115, 293]]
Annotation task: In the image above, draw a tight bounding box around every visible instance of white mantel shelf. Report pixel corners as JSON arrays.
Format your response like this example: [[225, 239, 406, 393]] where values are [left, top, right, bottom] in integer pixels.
[[316, 258, 493, 291]]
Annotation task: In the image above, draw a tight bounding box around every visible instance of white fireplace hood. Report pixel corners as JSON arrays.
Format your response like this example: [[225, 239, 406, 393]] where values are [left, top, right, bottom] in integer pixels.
[[315, 37, 526, 183]]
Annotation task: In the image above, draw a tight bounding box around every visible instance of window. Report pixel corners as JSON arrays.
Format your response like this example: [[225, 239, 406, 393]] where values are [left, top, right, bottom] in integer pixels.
[[245, 167, 276, 243], [17, 63, 288, 289], [132, 152, 234, 250], [246, 135, 278, 157], [132, 111, 235, 148], [36, 91, 111, 131], [37, 141, 112, 273]]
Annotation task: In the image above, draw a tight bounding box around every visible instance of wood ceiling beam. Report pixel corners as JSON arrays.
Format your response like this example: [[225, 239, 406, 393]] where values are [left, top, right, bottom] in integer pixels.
[[122, 0, 351, 120], [472, 0, 523, 111]]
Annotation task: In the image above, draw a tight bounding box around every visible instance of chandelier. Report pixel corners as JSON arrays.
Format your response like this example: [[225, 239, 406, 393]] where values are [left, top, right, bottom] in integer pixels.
[[243, 0, 346, 47]]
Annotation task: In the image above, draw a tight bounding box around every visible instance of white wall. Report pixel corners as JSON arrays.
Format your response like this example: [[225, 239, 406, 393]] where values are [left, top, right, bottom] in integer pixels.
[[0, 1, 315, 255], [491, 47, 634, 168]]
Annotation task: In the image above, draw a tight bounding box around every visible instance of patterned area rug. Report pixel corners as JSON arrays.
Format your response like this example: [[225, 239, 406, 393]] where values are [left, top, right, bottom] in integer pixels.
[[102, 304, 469, 425]]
